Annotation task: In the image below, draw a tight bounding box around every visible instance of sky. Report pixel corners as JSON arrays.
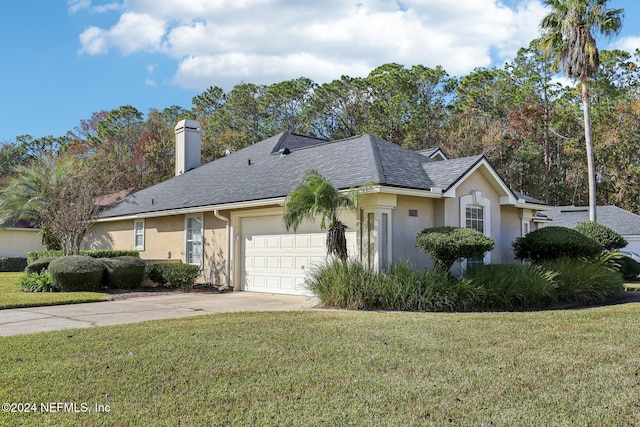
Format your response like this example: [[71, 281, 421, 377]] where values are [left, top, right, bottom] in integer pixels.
[[1, 0, 639, 143]]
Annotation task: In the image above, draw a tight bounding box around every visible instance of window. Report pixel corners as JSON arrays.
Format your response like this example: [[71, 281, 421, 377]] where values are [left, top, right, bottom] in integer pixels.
[[465, 205, 485, 270], [134, 220, 144, 250], [186, 216, 203, 266], [460, 191, 491, 269], [465, 205, 484, 233]]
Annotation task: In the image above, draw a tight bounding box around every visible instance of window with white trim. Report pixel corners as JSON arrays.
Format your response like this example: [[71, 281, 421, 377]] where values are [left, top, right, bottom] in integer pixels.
[[460, 191, 491, 269], [465, 205, 485, 270], [134, 220, 145, 250], [186, 216, 203, 266]]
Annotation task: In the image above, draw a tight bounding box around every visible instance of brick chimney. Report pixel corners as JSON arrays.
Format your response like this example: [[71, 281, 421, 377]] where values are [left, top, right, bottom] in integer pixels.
[[175, 120, 202, 176]]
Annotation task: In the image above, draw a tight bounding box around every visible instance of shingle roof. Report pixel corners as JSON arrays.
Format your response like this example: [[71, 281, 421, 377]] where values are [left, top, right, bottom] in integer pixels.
[[513, 191, 546, 206], [545, 206, 640, 236], [100, 132, 531, 219], [421, 155, 484, 190]]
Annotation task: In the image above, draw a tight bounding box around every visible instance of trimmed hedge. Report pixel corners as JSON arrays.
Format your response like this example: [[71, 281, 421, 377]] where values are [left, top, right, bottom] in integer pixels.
[[617, 255, 640, 281], [513, 226, 603, 262], [416, 226, 495, 271], [28, 250, 140, 264], [146, 263, 201, 288], [24, 257, 59, 274], [48, 256, 106, 292], [102, 256, 146, 289], [575, 221, 627, 251], [0, 257, 28, 272]]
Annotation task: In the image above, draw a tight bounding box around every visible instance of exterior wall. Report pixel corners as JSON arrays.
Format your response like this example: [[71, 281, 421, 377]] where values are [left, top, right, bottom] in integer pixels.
[[0, 229, 43, 258], [391, 195, 437, 269], [499, 206, 523, 264], [87, 213, 229, 286], [446, 169, 503, 263], [84, 220, 133, 251]]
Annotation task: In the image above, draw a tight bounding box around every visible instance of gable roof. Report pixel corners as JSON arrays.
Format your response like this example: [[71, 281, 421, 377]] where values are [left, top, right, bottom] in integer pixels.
[[100, 132, 539, 219], [545, 206, 640, 236]]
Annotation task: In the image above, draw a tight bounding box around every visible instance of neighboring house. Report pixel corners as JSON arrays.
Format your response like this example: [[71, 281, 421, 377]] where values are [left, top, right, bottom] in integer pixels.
[[86, 120, 550, 295], [542, 206, 640, 253], [0, 219, 43, 258]]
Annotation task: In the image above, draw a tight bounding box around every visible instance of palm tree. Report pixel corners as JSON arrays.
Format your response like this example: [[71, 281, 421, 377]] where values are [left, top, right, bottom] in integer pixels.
[[539, 0, 623, 222], [283, 170, 359, 261], [0, 157, 105, 254]]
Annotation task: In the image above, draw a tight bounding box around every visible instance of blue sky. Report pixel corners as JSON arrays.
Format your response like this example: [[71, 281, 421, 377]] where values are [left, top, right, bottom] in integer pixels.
[[1, 0, 638, 143]]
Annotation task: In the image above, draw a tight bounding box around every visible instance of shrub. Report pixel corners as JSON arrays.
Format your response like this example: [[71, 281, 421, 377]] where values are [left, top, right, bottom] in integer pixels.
[[464, 264, 559, 310], [48, 256, 106, 292], [146, 263, 201, 288], [617, 255, 640, 281], [24, 257, 59, 274], [513, 226, 603, 262], [102, 256, 146, 289], [28, 250, 140, 264], [416, 226, 495, 272], [541, 258, 624, 305], [80, 250, 140, 259], [574, 221, 627, 250], [0, 257, 28, 272], [27, 250, 63, 265], [305, 259, 484, 312], [16, 271, 56, 292]]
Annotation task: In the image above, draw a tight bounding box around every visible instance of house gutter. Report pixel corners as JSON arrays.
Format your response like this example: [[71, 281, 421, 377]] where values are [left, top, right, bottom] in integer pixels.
[[214, 209, 231, 291]]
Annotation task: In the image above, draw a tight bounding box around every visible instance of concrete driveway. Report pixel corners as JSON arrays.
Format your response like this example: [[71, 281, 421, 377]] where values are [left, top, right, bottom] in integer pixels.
[[0, 292, 319, 337]]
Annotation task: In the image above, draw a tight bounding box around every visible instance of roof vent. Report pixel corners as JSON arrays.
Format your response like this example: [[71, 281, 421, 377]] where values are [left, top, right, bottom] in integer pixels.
[[279, 147, 291, 156]]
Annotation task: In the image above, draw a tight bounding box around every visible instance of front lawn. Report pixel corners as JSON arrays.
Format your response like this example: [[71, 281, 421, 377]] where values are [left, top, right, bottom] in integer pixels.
[[2, 306, 640, 425], [0, 273, 109, 309]]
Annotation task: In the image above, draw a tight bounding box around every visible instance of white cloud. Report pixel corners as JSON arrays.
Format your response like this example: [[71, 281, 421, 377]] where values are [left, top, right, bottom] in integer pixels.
[[68, 0, 91, 14], [78, 0, 552, 90], [79, 12, 166, 55], [612, 36, 640, 54], [68, 0, 121, 14]]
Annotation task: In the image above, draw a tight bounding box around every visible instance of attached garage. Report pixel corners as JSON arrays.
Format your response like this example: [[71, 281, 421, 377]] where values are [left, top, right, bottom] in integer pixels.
[[240, 215, 356, 296]]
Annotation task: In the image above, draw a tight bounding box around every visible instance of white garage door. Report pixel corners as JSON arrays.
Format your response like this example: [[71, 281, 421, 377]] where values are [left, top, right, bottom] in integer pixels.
[[241, 215, 356, 296]]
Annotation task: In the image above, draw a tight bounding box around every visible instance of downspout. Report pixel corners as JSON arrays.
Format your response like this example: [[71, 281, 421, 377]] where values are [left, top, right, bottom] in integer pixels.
[[214, 209, 231, 291]]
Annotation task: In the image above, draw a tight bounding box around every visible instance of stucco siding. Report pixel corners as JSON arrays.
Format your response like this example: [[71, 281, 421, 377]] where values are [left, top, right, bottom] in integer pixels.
[[392, 195, 436, 269], [448, 170, 503, 263], [85, 220, 133, 251], [500, 206, 522, 264], [0, 230, 43, 258]]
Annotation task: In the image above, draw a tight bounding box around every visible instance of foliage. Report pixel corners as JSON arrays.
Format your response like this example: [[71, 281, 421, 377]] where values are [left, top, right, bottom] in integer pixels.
[[616, 254, 640, 281], [283, 170, 361, 261], [541, 257, 623, 305], [416, 226, 495, 272], [574, 221, 627, 250], [539, 0, 624, 221], [513, 226, 603, 261], [0, 257, 27, 272], [15, 271, 55, 292], [101, 256, 146, 289], [146, 263, 201, 288], [0, 156, 106, 255], [48, 256, 105, 292], [27, 249, 139, 264], [305, 259, 482, 312], [24, 257, 58, 274], [464, 264, 559, 310]]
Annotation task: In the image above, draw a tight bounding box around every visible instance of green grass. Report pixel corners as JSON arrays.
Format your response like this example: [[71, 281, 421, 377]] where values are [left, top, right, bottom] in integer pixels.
[[2, 306, 640, 426], [0, 273, 109, 309]]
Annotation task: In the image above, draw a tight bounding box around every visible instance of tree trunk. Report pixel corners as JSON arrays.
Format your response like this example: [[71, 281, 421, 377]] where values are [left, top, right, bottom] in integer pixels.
[[326, 221, 348, 261], [582, 76, 597, 222]]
